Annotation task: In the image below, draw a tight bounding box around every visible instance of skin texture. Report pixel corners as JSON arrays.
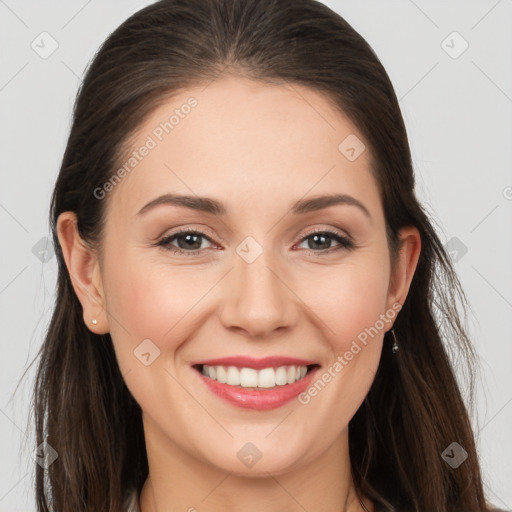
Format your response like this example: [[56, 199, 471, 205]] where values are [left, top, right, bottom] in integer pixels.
[[57, 75, 421, 512]]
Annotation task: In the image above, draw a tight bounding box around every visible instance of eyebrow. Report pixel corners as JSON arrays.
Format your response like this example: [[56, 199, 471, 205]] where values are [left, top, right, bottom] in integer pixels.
[[136, 193, 371, 220]]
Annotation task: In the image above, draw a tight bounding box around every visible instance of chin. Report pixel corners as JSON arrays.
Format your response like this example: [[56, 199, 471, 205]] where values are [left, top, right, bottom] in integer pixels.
[[197, 436, 310, 477]]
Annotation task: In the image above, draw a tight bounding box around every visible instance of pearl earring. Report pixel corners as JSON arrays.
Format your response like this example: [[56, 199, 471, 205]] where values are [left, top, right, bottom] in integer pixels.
[[391, 329, 399, 354], [91, 319, 98, 325]]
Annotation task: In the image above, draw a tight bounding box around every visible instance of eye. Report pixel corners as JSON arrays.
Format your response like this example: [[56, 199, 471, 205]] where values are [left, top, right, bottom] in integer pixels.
[[155, 227, 355, 256], [156, 229, 215, 255], [295, 228, 354, 255]]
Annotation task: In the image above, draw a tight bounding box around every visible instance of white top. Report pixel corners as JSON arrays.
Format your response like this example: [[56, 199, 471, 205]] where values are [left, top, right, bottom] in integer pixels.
[[124, 489, 141, 512], [122, 487, 510, 512]]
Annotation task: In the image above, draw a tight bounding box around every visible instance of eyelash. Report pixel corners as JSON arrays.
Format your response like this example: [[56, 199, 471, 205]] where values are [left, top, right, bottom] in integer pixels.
[[155, 227, 355, 256]]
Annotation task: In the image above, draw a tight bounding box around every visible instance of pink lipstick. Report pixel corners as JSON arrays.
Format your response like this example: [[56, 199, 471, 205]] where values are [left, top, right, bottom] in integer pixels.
[[191, 356, 320, 410]]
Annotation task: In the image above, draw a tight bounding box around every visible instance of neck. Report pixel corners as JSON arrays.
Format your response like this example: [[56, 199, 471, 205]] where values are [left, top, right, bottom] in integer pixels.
[[138, 417, 374, 512]]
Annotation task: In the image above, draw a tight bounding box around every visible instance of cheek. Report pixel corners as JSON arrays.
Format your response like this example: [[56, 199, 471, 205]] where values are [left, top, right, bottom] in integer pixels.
[[297, 258, 390, 351], [102, 250, 215, 352]]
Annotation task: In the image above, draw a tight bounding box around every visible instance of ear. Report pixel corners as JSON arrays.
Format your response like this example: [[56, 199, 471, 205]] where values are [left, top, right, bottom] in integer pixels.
[[385, 226, 421, 325], [56, 212, 110, 334]]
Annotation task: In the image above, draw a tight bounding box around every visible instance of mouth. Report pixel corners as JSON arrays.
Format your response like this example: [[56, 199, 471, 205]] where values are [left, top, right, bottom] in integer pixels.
[[190, 355, 322, 410], [192, 363, 320, 390]]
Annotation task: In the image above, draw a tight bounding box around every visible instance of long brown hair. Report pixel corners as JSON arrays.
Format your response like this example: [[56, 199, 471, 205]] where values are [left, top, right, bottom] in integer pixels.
[[26, 0, 492, 510]]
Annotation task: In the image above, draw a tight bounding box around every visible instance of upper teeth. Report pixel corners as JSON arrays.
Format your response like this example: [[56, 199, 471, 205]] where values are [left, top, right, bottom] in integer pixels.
[[201, 365, 308, 388]]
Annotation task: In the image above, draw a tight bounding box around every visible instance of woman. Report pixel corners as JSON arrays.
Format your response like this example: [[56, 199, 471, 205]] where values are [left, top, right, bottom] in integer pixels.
[[31, 0, 506, 510]]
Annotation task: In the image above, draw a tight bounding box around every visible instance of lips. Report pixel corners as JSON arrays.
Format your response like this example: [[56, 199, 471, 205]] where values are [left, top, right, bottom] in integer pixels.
[[190, 356, 321, 410], [190, 355, 318, 369]]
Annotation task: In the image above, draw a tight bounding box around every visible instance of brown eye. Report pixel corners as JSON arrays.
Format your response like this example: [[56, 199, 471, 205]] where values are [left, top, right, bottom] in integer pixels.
[[157, 230, 214, 255]]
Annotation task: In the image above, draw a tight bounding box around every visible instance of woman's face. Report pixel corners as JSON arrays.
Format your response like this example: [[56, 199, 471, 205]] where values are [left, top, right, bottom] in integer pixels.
[[62, 75, 419, 476]]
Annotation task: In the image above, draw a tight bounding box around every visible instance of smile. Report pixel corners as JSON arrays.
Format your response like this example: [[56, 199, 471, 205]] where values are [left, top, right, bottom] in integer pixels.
[[191, 358, 321, 410]]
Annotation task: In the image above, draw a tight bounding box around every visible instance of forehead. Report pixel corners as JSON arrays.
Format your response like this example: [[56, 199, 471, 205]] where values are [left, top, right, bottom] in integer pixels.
[[106, 75, 381, 222]]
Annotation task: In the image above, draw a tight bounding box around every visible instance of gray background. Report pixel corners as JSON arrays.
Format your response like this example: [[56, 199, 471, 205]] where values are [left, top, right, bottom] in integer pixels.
[[0, 0, 511, 510]]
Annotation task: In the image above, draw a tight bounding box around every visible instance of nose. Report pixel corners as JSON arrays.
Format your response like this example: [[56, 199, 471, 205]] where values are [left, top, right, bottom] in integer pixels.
[[218, 247, 300, 339]]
